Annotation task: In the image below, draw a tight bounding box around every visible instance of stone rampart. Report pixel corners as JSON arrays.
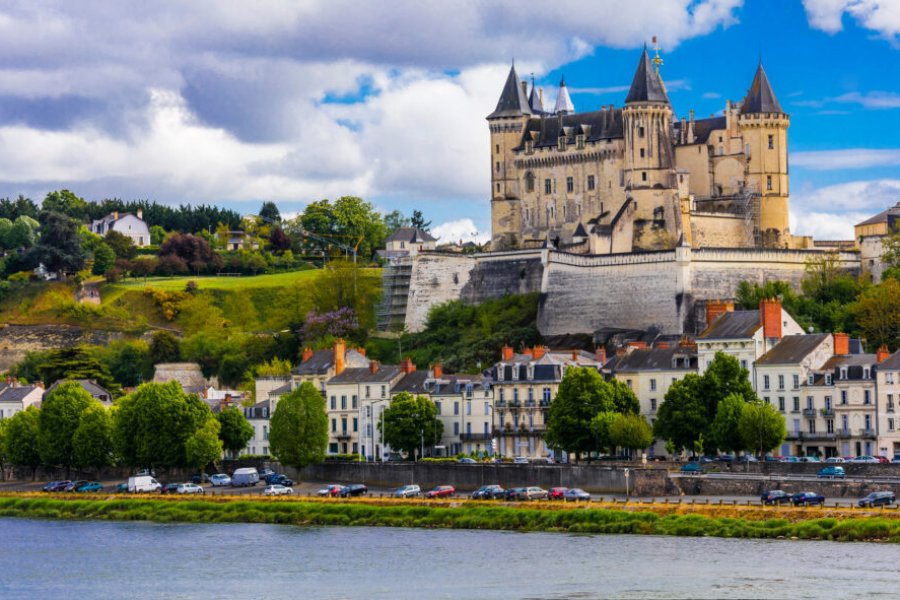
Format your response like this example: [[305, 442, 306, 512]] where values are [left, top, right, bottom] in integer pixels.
[[0, 324, 124, 373]]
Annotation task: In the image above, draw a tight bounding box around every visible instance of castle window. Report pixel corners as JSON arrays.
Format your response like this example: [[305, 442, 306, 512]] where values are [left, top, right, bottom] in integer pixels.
[[638, 126, 645, 138], [719, 146, 724, 155], [766, 175, 773, 191], [641, 172, 647, 182], [576, 134, 585, 149], [496, 144, 500, 154], [525, 140, 534, 154], [496, 183, 500, 193], [544, 179, 552, 194], [496, 161, 500, 173], [640, 148, 645, 158], [566, 177, 574, 193], [587, 175, 595, 191], [525, 172, 535, 193], [768, 135, 774, 150], [558, 137, 566, 151]]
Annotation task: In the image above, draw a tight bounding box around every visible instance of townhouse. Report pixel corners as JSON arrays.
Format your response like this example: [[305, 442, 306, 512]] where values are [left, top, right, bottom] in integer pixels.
[[0, 384, 43, 420], [325, 361, 403, 456], [291, 339, 369, 394], [876, 348, 900, 459]]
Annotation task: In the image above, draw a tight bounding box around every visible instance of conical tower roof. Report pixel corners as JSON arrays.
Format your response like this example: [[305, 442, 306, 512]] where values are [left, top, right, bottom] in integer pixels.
[[741, 62, 783, 114], [553, 75, 575, 114], [528, 78, 544, 114], [487, 63, 532, 119], [625, 46, 669, 104]]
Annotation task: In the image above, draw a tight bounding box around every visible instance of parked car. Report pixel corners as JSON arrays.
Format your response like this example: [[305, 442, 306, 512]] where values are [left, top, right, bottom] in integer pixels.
[[258, 468, 276, 479], [393, 485, 421, 498], [548, 487, 568, 500], [736, 454, 758, 463], [65, 480, 88, 492], [76, 481, 103, 493], [825, 457, 845, 463], [128, 475, 161, 493], [849, 455, 879, 464], [160, 483, 181, 495], [231, 468, 260, 487], [799, 456, 821, 463], [563, 488, 591, 502], [680, 463, 704, 474], [47, 480, 71, 492], [522, 486, 548, 501], [781, 456, 800, 463], [859, 491, 896, 507], [176, 483, 204, 495], [41, 481, 61, 492], [875, 456, 891, 464], [698, 455, 716, 464], [817, 466, 846, 479], [191, 472, 211, 484], [504, 487, 526, 500], [717, 454, 735, 462], [424, 485, 455, 499], [264, 484, 293, 496], [761, 490, 792, 505], [317, 484, 343, 497], [471, 485, 504, 500], [791, 491, 825, 506], [340, 484, 368, 497], [265, 474, 294, 487], [210, 473, 232, 487], [116, 483, 129, 493], [458, 457, 477, 464], [513, 457, 529, 464]]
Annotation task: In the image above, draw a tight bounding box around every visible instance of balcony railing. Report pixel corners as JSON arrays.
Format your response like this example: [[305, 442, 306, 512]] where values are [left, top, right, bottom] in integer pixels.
[[821, 408, 834, 417], [802, 408, 817, 417], [459, 433, 492, 441], [335, 431, 352, 440], [837, 428, 852, 439], [862, 428, 877, 439], [799, 432, 836, 441]]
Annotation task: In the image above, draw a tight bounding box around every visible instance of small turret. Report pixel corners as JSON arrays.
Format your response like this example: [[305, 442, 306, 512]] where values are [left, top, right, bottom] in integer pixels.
[[487, 63, 532, 120], [553, 75, 574, 115], [528, 76, 544, 114], [625, 45, 669, 105], [741, 62, 783, 114]]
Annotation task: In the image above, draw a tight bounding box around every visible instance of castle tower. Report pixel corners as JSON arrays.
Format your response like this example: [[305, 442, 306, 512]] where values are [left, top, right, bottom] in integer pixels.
[[738, 62, 791, 247], [487, 63, 532, 249], [527, 76, 544, 114], [622, 46, 680, 247], [553, 75, 574, 115]]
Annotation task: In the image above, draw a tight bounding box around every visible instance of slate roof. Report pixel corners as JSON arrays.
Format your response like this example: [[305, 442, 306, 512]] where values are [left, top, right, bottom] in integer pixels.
[[528, 81, 545, 114], [674, 116, 727, 145], [553, 76, 574, 114], [697, 310, 760, 340], [741, 63, 783, 114], [756, 334, 830, 365], [855, 202, 900, 228], [0, 385, 40, 403], [608, 347, 698, 372], [391, 371, 429, 394], [292, 349, 368, 375], [820, 354, 877, 370], [880, 350, 900, 370], [517, 107, 624, 150], [327, 365, 401, 385], [625, 46, 669, 104], [44, 379, 113, 402], [487, 64, 532, 119], [386, 227, 436, 244]]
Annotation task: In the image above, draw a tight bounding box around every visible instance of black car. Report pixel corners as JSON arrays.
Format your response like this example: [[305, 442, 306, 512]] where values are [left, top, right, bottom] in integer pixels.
[[859, 491, 896, 507], [504, 487, 527, 501], [160, 483, 181, 495], [471, 485, 504, 500], [191, 472, 210, 484], [340, 484, 368, 497], [266, 474, 294, 487], [791, 491, 825, 506], [761, 490, 792, 505]]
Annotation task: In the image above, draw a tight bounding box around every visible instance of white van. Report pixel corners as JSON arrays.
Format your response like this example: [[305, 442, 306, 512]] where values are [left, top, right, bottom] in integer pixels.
[[128, 475, 161, 493], [230, 467, 260, 487]]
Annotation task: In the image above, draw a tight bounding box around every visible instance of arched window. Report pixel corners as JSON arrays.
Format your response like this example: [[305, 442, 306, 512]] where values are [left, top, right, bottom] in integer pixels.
[[524, 172, 535, 193]]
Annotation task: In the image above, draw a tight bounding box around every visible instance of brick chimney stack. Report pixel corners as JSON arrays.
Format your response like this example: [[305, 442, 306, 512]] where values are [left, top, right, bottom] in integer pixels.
[[523, 348, 534, 358], [595, 347, 607, 364], [368, 360, 379, 374], [759, 298, 783, 340], [302, 347, 313, 362], [399, 357, 416, 374], [571, 350, 579, 361], [877, 345, 890, 363], [334, 338, 346, 375], [627, 341, 647, 349], [705, 299, 734, 328], [433, 361, 443, 379], [357, 347, 366, 357], [501, 345, 513, 361], [656, 341, 670, 349], [533, 345, 545, 360], [833, 332, 850, 356], [678, 335, 696, 348], [137, 208, 143, 220]]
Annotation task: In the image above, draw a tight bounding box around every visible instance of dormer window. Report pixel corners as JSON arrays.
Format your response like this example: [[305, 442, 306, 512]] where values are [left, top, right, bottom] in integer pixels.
[[512, 365, 519, 381], [863, 367, 870, 379], [825, 374, 833, 385], [840, 367, 847, 380], [526, 364, 534, 380], [808, 374, 814, 385], [558, 136, 566, 151], [525, 139, 534, 154], [576, 134, 585, 150]]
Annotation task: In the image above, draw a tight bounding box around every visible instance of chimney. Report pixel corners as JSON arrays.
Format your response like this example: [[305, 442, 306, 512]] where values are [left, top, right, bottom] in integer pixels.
[[302, 347, 313, 362], [656, 341, 670, 349], [679, 335, 696, 348], [137, 208, 143, 220], [595, 347, 607, 364], [368, 360, 379, 374], [877, 345, 891, 363], [223, 393, 232, 406], [627, 341, 647, 349], [433, 361, 443, 379], [501, 345, 513, 361], [112, 211, 119, 220], [533, 345, 545, 360], [36, 381, 44, 389], [357, 347, 366, 357], [523, 348, 534, 358], [833, 332, 850, 356], [616, 347, 627, 357], [571, 350, 579, 361], [334, 338, 346, 375], [400, 357, 416, 374], [759, 297, 783, 340], [706, 299, 732, 328], [521, 80, 528, 97]]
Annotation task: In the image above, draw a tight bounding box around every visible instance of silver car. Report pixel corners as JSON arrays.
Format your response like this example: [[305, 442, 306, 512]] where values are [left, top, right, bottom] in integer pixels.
[[264, 484, 293, 496], [393, 485, 421, 498], [176, 483, 204, 495]]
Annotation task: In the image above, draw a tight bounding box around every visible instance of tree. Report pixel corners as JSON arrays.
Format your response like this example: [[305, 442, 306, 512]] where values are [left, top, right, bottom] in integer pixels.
[[739, 400, 787, 457], [699, 352, 757, 420], [383, 210, 410, 233], [410, 209, 431, 232], [159, 233, 222, 274], [259, 201, 281, 224], [545, 367, 619, 460], [72, 404, 115, 471], [5, 407, 41, 479], [217, 406, 254, 457], [150, 225, 166, 245], [710, 393, 746, 454], [609, 413, 654, 458], [854, 278, 900, 351], [105, 230, 137, 259], [21, 346, 120, 396], [269, 382, 329, 468], [312, 259, 381, 331], [38, 382, 95, 476], [653, 373, 707, 453], [589, 411, 617, 454], [113, 382, 216, 469], [185, 417, 223, 470], [42, 189, 88, 220], [379, 392, 442, 461], [150, 331, 181, 364], [91, 242, 116, 276], [28, 211, 85, 278], [268, 227, 291, 254]]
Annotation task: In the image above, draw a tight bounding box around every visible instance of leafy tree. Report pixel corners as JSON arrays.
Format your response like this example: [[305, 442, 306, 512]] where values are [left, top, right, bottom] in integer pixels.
[[546, 367, 621, 460], [854, 279, 900, 351], [379, 392, 442, 461], [159, 233, 223, 274], [0, 195, 40, 221], [259, 201, 281, 224], [268, 227, 291, 254], [91, 242, 117, 276], [28, 211, 86, 278], [609, 379, 640, 415], [105, 230, 137, 259], [710, 393, 746, 454], [38, 382, 95, 476], [699, 352, 757, 419], [113, 382, 215, 469], [383, 210, 410, 233], [150, 225, 166, 245], [255, 358, 293, 377], [246, 253, 267, 275], [653, 373, 706, 453], [410, 209, 431, 232], [312, 259, 381, 331], [739, 400, 787, 457], [150, 331, 181, 364], [5, 407, 41, 479], [19, 346, 120, 396], [217, 406, 254, 457], [104, 340, 153, 388], [72, 404, 115, 471], [42, 189, 89, 220], [609, 413, 654, 457], [185, 417, 223, 470], [297, 196, 388, 260], [269, 382, 329, 468], [589, 411, 617, 454]]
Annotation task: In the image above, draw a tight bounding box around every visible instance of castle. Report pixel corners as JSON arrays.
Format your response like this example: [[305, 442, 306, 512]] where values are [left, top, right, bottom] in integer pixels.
[[489, 47, 801, 253]]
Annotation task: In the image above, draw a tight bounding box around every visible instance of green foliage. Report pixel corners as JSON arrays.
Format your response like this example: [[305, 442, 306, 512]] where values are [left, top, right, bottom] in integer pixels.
[[42, 189, 89, 220], [653, 373, 706, 452], [102, 340, 153, 387], [91, 243, 117, 276], [311, 259, 381, 333], [590, 411, 617, 453], [296, 196, 387, 260], [12, 346, 120, 396], [185, 417, 223, 470], [5, 406, 41, 475], [739, 400, 787, 456], [255, 358, 293, 377], [217, 407, 254, 455], [38, 382, 95, 472], [29, 211, 86, 277], [259, 201, 281, 224], [150, 330, 181, 364], [105, 230, 137, 259], [72, 404, 115, 470], [150, 225, 166, 245], [710, 393, 746, 453], [269, 382, 329, 468], [853, 278, 900, 351], [379, 392, 443, 461], [609, 413, 654, 455]]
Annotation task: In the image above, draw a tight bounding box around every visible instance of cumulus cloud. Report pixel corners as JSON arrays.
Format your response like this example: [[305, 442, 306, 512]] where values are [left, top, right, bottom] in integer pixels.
[[792, 148, 900, 170], [431, 218, 490, 245], [790, 178, 900, 239], [802, 0, 900, 42]]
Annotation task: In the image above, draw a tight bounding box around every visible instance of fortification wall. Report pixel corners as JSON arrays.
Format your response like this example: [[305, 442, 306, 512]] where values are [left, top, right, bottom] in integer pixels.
[[691, 213, 754, 248]]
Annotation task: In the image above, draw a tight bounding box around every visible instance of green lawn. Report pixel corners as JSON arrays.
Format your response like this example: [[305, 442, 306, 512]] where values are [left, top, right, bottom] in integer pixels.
[[104, 269, 324, 294]]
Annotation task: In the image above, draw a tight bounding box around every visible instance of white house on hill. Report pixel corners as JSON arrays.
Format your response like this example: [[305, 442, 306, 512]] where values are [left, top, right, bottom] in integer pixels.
[[90, 210, 151, 247]]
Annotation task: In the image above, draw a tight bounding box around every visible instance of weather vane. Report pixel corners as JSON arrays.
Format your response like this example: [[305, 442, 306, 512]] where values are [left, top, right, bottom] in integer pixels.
[[652, 36, 663, 75]]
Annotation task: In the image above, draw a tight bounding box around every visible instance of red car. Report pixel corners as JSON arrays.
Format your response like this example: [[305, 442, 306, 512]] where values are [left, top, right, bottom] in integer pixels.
[[424, 485, 455, 499], [548, 487, 568, 500]]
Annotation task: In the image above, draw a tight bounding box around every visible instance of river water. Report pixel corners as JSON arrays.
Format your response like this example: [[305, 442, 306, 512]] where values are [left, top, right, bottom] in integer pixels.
[[2, 518, 899, 599]]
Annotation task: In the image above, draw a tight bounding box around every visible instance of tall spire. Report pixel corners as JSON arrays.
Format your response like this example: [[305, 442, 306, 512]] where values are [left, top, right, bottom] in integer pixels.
[[553, 75, 574, 115], [625, 45, 669, 104], [741, 62, 783, 114], [487, 62, 532, 119], [528, 75, 544, 114]]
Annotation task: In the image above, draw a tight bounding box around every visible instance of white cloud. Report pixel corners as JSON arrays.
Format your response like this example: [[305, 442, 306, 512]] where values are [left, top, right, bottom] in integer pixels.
[[702, 91, 721, 99], [792, 148, 900, 170], [834, 91, 900, 109], [431, 218, 490, 245], [802, 0, 900, 42], [790, 178, 900, 238]]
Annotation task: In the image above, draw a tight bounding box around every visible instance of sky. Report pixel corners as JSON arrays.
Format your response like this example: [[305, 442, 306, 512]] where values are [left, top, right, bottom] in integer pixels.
[[0, 1, 897, 243]]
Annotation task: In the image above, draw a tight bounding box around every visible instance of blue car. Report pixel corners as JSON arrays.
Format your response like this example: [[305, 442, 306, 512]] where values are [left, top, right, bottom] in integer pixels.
[[791, 491, 825, 506], [817, 466, 845, 479], [680, 463, 704, 474]]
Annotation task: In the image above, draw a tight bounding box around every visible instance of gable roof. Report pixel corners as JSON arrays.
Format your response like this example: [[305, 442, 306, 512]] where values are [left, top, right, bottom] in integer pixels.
[[152, 362, 208, 393], [855, 202, 900, 228], [625, 46, 669, 104], [44, 379, 112, 401], [674, 116, 727, 145], [517, 107, 624, 150], [292, 349, 368, 376], [756, 334, 830, 365], [0, 385, 41, 403], [741, 63, 783, 114], [391, 371, 429, 394], [386, 227, 436, 244], [487, 64, 532, 119], [608, 347, 698, 372], [880, 350, 900, 370], [697, 310, 760, 340], [327, 365, 402, 385]]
